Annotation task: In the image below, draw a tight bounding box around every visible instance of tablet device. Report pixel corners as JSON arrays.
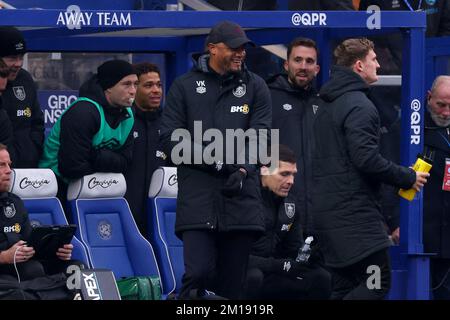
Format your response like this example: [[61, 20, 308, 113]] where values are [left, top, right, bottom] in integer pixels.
[[27, 225, 77, 259]]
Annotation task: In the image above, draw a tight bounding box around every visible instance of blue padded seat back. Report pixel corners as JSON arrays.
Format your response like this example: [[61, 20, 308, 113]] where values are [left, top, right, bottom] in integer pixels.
[[148, 167, 183, 295], [72, 198, 161, 280]]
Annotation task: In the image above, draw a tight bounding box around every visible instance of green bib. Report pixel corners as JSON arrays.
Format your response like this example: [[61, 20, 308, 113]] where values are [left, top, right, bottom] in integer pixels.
[[39, 97, 134, 181]]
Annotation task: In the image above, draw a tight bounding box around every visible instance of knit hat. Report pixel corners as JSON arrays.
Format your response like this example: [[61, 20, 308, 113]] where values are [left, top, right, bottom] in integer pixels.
[[206, 20, 254, 49], [0, 26, 27, 57], [97, 60, 136, 90]]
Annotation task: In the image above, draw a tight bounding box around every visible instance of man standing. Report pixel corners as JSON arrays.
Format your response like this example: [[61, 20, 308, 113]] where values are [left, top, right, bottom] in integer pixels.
[[40, 60, 137, 207], [245, 145, 331, 300], [160, 20, 271, 299], [125, 62, 166, 236], [0, 26, 44, 168], [268, 37, 320, 236], [312, 38, 429, 299], [423, 76, 450, 300]]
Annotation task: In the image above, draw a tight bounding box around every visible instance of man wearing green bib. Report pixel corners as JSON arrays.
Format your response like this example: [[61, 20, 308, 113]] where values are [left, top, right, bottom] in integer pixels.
[[39, 60, 137, 213]]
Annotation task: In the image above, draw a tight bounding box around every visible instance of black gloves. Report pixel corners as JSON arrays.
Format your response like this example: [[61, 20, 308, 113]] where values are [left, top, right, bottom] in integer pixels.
[[93, 147, 129, 173], [271, 258, 310, 279], [222, 168, 247, 197], [308, 243, 323, 265]]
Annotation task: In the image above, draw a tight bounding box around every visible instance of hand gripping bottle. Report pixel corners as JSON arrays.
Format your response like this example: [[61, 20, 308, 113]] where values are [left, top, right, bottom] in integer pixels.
[[296, 236, 314, 263], [398, 152, 433, 201]]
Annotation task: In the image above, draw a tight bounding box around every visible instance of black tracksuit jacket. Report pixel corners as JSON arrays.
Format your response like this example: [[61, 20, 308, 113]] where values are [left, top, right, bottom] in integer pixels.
[[56, 76, 134, 180], [248, 187, 303, 272], [0, 98, 13, 148], [0, 192, 31, 251], [268, 73, 318, 235], [423, 111, 450, 258], [1, 69, 44, 168], [311, 66, 416, 267], [124, 107, 166, 236], [160, 53, 272, 236]]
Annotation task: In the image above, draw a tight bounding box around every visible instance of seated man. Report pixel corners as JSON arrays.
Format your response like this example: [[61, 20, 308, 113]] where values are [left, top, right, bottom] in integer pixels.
[[245, 145, 331, 300], [39, 60, 137, 211], [0, 144, 74, 281]]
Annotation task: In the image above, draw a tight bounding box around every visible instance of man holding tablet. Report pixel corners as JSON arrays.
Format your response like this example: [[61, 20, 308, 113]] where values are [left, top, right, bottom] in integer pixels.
[[0, 143, 74, 281]]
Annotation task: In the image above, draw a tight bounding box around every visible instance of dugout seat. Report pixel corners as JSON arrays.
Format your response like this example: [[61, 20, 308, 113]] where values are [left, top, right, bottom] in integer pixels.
[[9, 168, 90, 267], [148, 166, 183, 296], [67, 173, 162, 285]]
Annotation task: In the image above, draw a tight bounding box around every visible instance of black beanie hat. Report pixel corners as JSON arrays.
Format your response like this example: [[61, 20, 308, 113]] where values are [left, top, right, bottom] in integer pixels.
[[0, 26, 27, 57], [97, 60, 136, 90]]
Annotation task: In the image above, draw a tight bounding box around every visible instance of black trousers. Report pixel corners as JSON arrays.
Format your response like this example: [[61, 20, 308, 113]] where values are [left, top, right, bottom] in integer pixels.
[[56, 176, 70, 223], [0, 259, 82, 282], [330, 248, 391, 300], [244, 265, 332, 300], [431, 258, 450, 300], [179, 230, 258, 300]]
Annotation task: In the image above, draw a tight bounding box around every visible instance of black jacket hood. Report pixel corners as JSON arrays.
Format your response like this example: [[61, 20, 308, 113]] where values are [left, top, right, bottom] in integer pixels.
[[319, 65, 369, 102], [191, 53, 249, 82], [134, 105, 162, 122], [267, 73, 317, 96], [79, 75, 110, 107], [79, 75, 128, 117]]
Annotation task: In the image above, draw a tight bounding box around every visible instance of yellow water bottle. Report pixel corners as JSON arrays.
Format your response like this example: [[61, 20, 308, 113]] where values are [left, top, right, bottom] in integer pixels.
[[398, 153, 433, 201]]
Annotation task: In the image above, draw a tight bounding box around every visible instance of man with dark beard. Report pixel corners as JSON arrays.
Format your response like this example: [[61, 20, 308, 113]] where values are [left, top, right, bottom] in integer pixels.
[[423, 76, 450, 300], [268, 37, 320, 237]]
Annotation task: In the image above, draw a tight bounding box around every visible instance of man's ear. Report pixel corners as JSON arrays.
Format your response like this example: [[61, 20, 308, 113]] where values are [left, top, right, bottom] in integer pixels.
[[427, 90, 432, 103], [315, 64, 320, 76], [207, 43, 216, 55], [354, 60, 363, 73]]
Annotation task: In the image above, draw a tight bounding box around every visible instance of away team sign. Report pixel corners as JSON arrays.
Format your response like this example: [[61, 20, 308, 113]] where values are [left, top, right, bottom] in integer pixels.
[[56, 6, 131, 29]]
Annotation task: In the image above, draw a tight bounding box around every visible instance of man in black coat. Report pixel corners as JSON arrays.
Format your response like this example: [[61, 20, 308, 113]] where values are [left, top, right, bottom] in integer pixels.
[[312, 38, 429, 299], [0, 27, 44, 168], [422, 75, 450, 300], [268, 37, 320, 237], [160, 21, 271, 299], [125, 62, 166, 237], [245, 145, 331, 300]]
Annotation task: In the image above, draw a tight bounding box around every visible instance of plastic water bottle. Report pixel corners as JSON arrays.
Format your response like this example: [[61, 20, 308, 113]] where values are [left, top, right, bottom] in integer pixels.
[[296, 236, 314, 263]]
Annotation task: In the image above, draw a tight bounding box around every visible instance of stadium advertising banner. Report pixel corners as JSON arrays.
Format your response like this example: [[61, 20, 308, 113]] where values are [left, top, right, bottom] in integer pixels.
[[38, 90, 78, 136]]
